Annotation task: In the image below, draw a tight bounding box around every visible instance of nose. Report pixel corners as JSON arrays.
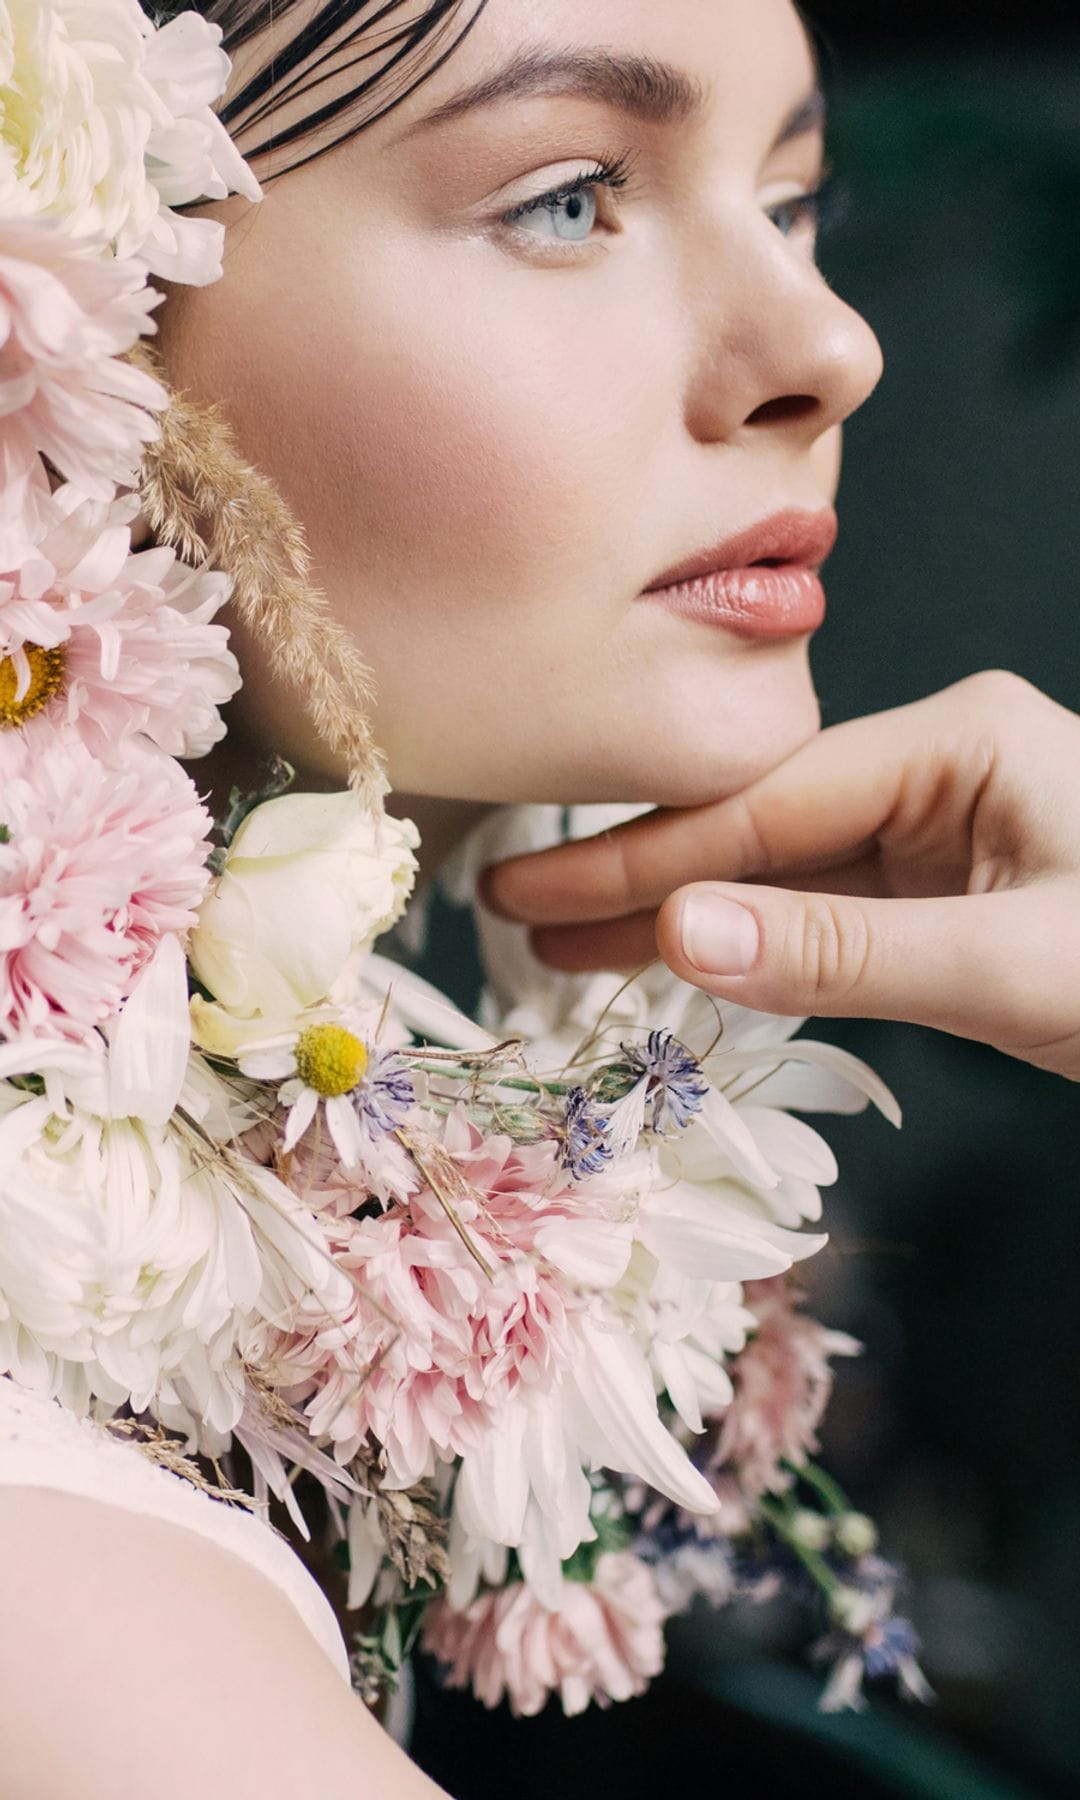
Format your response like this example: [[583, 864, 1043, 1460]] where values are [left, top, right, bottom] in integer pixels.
[[681, 213, 884, 448]]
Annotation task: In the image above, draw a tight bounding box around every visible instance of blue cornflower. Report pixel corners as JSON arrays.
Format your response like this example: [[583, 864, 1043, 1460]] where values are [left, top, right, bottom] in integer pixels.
[[620, 1029, 710, 1135], [863, 1615, 921, 1680], [354, 1050, 415, 1135], [561, 1085, 613, 1179]]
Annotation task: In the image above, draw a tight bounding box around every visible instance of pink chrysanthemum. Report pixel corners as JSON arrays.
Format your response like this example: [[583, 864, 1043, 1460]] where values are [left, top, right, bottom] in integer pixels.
[[421, 1552, 667, 1717], [0, 488, 239, 753], [0, 220, 164, 568], [710, 1278, 861, 1497], [0, 733, 213, 1040], [256, 1110, 636, 1488]]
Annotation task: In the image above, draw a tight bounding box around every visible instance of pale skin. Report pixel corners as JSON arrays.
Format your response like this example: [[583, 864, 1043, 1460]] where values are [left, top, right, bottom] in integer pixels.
[[487, 672, 1080, 1082], [9, 1, 1079, 1795]]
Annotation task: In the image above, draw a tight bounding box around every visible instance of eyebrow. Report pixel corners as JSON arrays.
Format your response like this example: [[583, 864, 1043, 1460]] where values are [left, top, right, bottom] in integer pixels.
[[405, 45, 826, 147]]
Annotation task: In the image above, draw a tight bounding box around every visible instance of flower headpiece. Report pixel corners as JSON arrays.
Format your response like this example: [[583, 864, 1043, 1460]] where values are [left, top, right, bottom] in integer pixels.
[[0, 0, 928, 1723]]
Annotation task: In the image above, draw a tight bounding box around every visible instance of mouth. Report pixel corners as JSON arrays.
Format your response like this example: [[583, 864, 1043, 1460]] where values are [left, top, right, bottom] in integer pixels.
[[642, 507, 838, 640]]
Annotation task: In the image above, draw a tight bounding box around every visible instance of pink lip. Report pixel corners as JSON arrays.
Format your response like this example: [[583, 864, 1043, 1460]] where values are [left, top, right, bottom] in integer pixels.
[[642, 507, 838, 639]]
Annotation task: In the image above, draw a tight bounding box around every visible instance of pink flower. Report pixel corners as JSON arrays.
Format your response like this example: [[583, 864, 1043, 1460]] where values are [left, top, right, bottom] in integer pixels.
[[0, 733, 212, 1040], [710, 1278, 861, 1497], [258, 1111, 636, 1487], [0, 488, 239, 754], [0, 221, 164, 567], [421, 1552, 667, 1717]]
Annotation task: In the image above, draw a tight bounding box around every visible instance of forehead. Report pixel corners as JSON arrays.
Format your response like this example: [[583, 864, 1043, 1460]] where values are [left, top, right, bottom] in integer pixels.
[[231, 0, 817, 169], [399, 0, 816, 136]]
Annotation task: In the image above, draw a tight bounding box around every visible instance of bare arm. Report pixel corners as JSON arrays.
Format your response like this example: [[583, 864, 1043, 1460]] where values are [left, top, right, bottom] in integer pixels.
[[0, 1486, 451, 1800]]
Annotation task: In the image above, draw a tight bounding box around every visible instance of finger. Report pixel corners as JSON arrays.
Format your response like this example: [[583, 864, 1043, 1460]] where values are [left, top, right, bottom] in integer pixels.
[[656, 878, 1079, 1048], [531, 910, 660, 973], [529, 854, 896, 975], [483, 692, 961, 926]]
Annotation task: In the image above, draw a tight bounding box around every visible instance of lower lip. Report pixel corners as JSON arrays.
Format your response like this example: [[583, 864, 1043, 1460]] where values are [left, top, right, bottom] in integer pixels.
[[645, 565, 826, 638]]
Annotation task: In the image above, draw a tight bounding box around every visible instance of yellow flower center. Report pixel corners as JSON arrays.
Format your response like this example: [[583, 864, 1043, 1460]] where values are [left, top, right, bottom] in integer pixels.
[[0, 644, 66, 728], [294, 1024, 369, 1098]]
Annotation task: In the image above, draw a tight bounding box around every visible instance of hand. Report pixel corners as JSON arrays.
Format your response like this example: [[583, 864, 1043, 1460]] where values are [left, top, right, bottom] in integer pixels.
[[484, 673, 1080, 1081]]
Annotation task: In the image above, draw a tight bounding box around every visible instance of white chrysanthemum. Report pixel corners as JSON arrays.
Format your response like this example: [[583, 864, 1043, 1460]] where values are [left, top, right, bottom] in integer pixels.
[[0, 944, 354, 1442], [0, 220, 164, 566], [0, 0, 260, 285]]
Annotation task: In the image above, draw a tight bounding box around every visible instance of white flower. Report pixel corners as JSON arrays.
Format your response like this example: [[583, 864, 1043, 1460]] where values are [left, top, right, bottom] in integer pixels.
[[0, 941, 354, 1443], [188, 792, 420, 1030], [0, 0, 260, 285], [0, 221, 164, 567]]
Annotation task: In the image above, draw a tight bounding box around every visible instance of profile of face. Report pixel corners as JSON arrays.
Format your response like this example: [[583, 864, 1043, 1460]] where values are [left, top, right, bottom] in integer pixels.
[[161, 0, 883, 810]]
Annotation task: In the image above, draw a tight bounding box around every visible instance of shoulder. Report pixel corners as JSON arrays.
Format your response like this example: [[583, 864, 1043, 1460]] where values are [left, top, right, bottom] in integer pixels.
[[0, 1377, 348, 1680], [0, 1483, 447, 1800]]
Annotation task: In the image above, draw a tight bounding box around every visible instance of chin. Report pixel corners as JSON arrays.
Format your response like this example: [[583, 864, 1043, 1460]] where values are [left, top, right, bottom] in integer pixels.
[[598, 650, 822, 809]]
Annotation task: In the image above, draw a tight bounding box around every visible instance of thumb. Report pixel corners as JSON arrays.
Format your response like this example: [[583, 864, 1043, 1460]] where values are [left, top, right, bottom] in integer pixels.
[[656, 880, 1071, 1049]]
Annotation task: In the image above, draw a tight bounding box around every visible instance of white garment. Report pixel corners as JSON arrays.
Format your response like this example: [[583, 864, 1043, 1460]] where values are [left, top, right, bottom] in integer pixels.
[[0, 1375, 350, 1681]]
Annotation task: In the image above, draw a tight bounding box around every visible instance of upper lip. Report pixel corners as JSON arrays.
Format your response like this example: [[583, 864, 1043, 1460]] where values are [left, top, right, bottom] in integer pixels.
[[643, 507, 839, 592]]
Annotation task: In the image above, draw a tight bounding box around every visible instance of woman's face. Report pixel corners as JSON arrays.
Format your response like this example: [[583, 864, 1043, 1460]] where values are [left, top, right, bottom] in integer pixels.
[[162, 0, 882, 807]]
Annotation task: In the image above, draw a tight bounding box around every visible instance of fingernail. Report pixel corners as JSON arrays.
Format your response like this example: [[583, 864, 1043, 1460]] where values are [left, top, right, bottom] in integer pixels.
[[680, 891, 759, 975]]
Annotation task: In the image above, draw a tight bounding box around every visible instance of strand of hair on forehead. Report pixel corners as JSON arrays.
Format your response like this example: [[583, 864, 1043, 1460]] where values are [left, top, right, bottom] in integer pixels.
[[133, 344, 386, 806]]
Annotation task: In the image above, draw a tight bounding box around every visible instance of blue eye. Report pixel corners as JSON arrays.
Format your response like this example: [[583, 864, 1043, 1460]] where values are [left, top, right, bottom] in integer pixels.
[[501, 156, 633, 246], [515, 183, 599, 241], [767, 176, 844, 242]]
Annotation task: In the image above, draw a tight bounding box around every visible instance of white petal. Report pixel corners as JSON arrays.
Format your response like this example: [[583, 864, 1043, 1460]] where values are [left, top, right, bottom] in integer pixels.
[[517, 1499, 569, 1610], [326, 1094, 365, 1167], [237, 1048, 298, 1081], [736, 1107, 839, 1185], [653, 1338, 704, 1434], [455, 1407, 529, 1546], [707, 1039, 902, 1128], [638, 1183, 823, 1281], [107, 935, 190, 1125], [281, 1086, 319, 1152], [346, 1498, 385, 1610], [534, 1214, 635, 1287], [569, 1317, 719, 1516], [363, 953, 497, 1051], [696, 1086, 780, 1189]]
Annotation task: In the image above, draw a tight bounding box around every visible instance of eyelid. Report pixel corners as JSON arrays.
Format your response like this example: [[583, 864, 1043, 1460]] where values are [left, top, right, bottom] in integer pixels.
[[495, 149, 636, 224]]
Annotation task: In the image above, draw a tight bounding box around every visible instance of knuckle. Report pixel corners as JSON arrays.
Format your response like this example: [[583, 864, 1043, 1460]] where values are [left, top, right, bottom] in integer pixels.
[[956, 669, 1039, 717], [727, 791, 774, 877], [783, 898, 872, 1005], [608, 829, 643, 913]]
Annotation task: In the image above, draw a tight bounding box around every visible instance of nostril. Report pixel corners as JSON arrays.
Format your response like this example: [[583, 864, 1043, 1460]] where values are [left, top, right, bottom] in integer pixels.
[[745, 393, 819, 427]]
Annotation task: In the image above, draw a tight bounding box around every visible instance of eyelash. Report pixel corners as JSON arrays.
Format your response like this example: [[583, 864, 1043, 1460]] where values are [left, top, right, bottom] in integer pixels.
[[500, 151, 636, 229], [498, 159, 845, 244], [766, 171, 844, 239]]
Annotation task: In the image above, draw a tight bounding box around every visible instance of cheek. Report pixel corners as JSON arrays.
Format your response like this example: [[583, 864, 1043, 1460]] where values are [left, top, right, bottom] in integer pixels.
[[267, 244, 657, 626]]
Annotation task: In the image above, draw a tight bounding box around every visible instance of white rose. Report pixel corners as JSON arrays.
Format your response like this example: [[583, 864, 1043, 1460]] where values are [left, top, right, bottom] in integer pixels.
[[0, 0, 260, 286], [188, 792, 420, 1028]]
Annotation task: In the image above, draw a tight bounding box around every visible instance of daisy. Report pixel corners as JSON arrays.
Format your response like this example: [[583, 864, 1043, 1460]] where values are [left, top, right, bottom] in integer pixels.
[[240, 1016, 415, 1169]]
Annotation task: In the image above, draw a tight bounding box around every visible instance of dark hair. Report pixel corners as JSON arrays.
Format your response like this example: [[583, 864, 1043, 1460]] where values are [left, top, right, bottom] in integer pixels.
[[150, 1, 488, 178]]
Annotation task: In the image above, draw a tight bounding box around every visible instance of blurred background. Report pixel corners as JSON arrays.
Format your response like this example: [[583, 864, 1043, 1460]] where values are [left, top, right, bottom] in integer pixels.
[[410, 5, 1080, 1795]]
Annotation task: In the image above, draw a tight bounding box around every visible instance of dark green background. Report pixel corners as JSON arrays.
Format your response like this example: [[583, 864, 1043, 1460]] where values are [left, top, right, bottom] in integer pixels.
[[411, 12, 1080, 1797]]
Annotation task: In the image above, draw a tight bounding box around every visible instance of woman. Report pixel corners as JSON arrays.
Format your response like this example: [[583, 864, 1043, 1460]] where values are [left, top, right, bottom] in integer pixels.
[[0, 2, 1076, 1796]]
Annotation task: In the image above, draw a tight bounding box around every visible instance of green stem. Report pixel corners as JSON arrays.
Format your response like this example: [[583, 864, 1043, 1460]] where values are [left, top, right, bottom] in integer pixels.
[[409, 1061, 574, 1098], [792, 1459, 852, 1517], [757, 1494, 840, 1598]]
